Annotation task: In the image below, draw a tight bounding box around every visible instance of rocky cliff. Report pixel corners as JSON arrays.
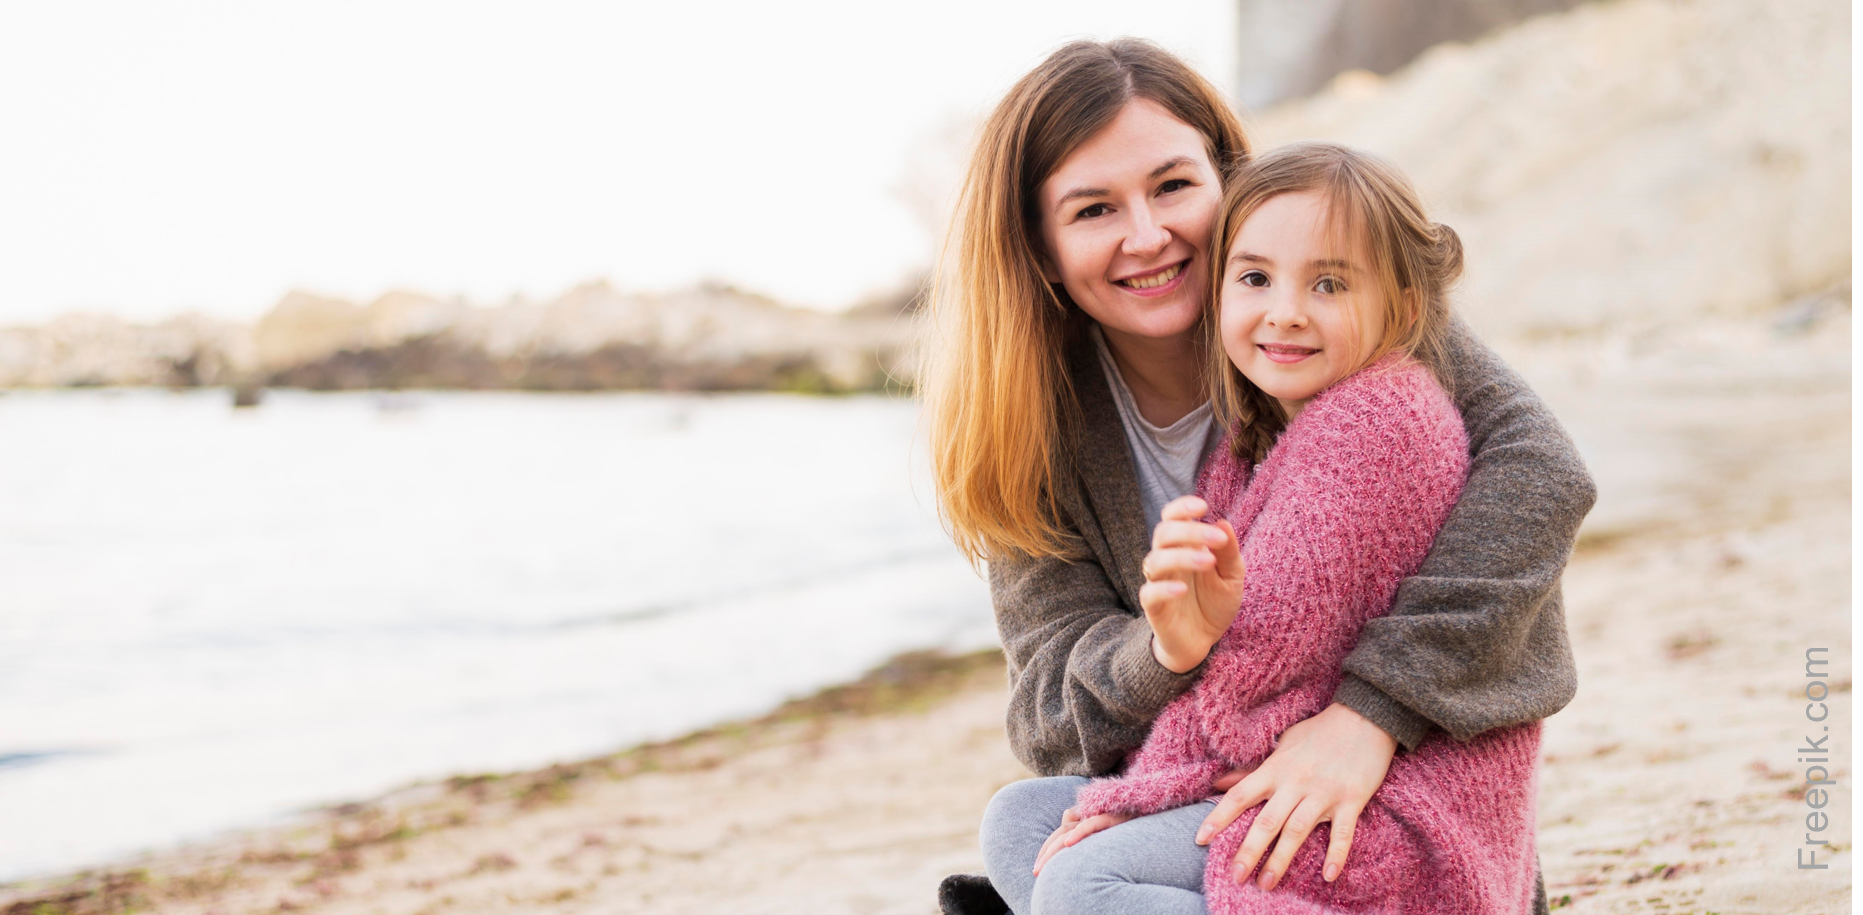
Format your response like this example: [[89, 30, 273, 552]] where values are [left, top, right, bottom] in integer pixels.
[[0, 281, 921, 393], [1249, 0, 1850, 339], [1233, 0, 1586, 109]]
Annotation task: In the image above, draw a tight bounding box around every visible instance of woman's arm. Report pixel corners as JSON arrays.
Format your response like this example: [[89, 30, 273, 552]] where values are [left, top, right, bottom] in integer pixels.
[[1332, 316, 1595, 749], [989, 533, 1208, 778]]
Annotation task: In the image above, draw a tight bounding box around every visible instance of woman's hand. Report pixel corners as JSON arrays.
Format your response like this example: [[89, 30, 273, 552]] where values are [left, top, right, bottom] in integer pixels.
[[1195, 703, 1398, 889], [1030, 806, 1136, 876], [1142, 495, 1247, 673]]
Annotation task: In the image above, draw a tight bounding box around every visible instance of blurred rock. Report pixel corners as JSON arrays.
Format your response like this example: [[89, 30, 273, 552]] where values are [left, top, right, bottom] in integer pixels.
[[1235, 0, 1586, 109], [252, 291, 367, 371], [0, 312, 254, 388], [0, 280, 919, 393], [1252, 0, 1850, 341]]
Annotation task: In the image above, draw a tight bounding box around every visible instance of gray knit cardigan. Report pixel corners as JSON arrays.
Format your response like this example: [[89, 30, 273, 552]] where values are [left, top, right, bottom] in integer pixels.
[[940, 311, 1594, 915]]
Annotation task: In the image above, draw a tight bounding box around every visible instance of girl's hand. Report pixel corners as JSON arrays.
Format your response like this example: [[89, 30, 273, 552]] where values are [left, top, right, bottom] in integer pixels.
[[1141, 495, 1247, 673], [1030, 806, 1136, 876], [1195, 703, 1398, 889]]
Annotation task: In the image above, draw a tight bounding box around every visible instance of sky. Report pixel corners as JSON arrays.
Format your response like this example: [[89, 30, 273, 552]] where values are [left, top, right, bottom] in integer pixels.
[[0, 1, 1237, 322]]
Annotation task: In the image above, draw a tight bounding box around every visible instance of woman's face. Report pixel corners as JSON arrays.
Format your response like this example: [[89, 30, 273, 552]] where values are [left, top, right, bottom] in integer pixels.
[[1219, 190, 1386, 417], [1036, 99, 1222, 344]]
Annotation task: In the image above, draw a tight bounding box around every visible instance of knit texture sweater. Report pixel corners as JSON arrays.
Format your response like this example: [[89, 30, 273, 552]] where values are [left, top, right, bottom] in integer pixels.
[[1071, 355, 1540, 915], [990, 315, 1588, 779]]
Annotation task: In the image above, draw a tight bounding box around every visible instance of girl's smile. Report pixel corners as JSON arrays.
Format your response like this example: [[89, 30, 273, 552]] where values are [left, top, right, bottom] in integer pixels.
[[1257, 342, 1318, 364], [1220, 189, 1386, 420]]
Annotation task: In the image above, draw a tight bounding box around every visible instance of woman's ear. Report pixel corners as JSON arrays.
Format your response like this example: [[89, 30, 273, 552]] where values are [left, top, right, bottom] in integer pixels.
[[1036, 250, 1062, 284]]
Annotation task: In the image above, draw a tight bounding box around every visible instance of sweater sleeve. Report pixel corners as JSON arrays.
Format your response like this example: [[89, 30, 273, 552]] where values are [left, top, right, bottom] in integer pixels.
[[989, 522, 1208, 778], [1332, 317, 1594, 750], [1199, 373, 1471, 766]]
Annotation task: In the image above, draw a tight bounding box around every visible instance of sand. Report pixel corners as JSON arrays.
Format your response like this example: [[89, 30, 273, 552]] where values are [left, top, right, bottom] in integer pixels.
[[1, 305, 1847, 915]]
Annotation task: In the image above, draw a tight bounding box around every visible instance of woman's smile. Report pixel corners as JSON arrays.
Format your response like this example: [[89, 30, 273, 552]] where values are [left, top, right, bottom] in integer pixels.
[[1036, 98, 1222, 343], [1115, 258, 1191, 294]]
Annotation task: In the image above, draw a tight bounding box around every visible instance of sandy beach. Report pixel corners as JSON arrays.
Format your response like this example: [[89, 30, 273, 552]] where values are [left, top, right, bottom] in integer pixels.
[[0, 307, 1847, 915], [1, 0, 1849, 911]]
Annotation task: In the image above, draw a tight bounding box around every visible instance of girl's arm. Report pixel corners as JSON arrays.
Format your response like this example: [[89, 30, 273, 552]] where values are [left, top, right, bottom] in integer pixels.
[[988, 522, 1208, 778], [1178, 372, 1471, 762], [1330, 317, 1595, 750], [1181, 364, 1470, 892]]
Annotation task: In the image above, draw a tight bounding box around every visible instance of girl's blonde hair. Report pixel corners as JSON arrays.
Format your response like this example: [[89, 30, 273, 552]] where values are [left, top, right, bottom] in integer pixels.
[[924, 38, 1251, 565], [1207, 142, 1464, 464]]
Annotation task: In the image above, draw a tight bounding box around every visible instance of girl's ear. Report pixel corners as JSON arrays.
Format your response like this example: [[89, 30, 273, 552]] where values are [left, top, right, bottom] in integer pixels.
[[1400, 287, 1422, 326]]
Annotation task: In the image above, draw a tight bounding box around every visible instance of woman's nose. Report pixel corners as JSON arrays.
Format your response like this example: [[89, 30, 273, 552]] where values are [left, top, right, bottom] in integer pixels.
[[1121, 203, 1170, 259]]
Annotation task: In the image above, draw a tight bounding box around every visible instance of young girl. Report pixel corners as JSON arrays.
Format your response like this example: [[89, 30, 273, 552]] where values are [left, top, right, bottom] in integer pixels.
[[1004, 143, 1543, 914]]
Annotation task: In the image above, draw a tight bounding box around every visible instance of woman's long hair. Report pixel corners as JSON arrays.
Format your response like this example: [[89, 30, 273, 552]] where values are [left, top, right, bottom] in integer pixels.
[[1207, 142, 1465, 465], [923, 38, 1251, 565]]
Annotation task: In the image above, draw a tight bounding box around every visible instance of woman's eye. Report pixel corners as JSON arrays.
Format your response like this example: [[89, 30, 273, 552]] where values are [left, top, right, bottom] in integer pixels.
[[1314, 276, 1345, 294], [1237, 270, 1268, 287], [1076, 203, 1110, 219], [1158, 179, 1192, 194]]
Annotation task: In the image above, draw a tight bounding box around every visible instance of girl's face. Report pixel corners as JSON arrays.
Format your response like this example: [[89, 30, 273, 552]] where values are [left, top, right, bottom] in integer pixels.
[[1219, 190, 1387, 418], [1035, 99, 1222, 344]]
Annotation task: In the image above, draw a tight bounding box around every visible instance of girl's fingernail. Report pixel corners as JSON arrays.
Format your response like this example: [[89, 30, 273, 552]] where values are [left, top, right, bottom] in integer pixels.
[[1194, 826, 1210, 844], [1260, 870, 1276, 890], [1324, 862, 1339, 882]]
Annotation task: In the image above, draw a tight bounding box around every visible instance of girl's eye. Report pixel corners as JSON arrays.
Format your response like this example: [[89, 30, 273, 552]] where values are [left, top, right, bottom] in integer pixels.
[[1158, 178, 1192, 194], [1076, 203, 1110, 219], [1314, 276, 1346, 294], [1237, 270, 1268, 288]]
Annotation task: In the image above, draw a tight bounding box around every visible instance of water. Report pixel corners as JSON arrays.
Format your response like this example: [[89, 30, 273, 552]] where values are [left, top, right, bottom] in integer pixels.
[[0, 389, 995, 882]]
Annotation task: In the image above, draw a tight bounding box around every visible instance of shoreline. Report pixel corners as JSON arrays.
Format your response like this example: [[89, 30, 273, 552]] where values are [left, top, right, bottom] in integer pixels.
[[0, 648, 1016, 915]]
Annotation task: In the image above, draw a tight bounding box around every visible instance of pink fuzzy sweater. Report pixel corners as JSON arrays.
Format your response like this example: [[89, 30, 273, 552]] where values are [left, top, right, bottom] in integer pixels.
[[1072, 354, 1541, 915]]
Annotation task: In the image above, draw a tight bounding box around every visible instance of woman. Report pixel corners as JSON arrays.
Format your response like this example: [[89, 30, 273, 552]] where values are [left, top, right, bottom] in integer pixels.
[[925, 39, 1592, 915]]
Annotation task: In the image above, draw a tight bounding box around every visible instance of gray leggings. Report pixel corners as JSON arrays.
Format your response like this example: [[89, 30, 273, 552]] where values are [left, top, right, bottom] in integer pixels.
[[980, 775, 1213, 915]]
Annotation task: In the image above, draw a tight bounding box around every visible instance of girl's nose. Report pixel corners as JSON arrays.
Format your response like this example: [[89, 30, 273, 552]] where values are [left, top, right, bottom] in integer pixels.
[[1122, 203, 1170, 259], [1265, 294, 1308, 329]]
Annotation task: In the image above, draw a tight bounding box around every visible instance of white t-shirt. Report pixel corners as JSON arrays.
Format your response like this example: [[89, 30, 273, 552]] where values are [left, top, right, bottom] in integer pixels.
[[1090, 325, 1222, 531]]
